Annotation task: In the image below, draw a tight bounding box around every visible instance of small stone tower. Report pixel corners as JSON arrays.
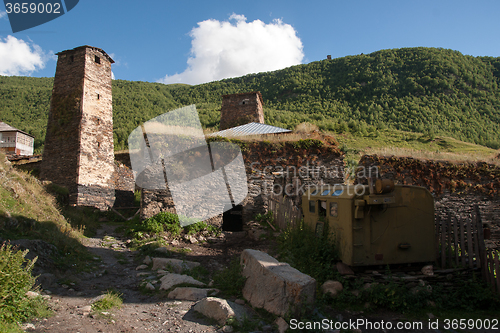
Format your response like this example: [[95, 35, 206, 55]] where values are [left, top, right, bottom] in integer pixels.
[[40, 45, 115, 209], [220, 91, 264, 130]]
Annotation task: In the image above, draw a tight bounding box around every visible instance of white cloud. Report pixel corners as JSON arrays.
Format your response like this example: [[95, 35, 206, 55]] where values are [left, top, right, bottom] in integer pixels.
[[0, 11, 6, 19], [158, 14, 304, 85], [0, 36, 46, 76]]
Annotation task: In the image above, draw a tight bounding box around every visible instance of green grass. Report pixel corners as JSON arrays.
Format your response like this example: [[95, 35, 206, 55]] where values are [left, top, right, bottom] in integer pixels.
[[0, 153, 93, 271], [212, 258, 247, 299], [0, 244, 52, 325], [91, 290, 123, 313]]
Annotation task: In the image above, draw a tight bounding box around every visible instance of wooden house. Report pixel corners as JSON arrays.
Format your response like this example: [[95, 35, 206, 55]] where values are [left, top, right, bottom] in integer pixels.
[[0, 122, 34, 156]]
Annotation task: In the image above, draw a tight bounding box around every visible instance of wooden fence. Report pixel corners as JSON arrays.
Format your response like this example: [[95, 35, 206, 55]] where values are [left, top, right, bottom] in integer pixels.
[[436, 206, 499, 293], [267, 193, 302, 231]]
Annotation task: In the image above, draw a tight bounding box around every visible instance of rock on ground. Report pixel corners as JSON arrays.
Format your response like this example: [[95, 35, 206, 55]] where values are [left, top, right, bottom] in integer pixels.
[[321, 280, 343, 297], [193, 297, 249, 325], [159, 273, 205, 290], [168, 287, 214, 301], [240, 249, 316, 317], [152, 257, 200, 273]]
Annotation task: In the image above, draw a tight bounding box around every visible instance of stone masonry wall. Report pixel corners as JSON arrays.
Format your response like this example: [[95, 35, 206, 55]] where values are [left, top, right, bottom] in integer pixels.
[[219, 92, 265, 130], [356, 155, 500, 249], [140, 138, 345, 225], [40, 46, 115, 210]]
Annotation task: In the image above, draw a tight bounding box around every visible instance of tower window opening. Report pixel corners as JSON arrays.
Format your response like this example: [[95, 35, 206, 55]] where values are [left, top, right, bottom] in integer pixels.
[[97, 94, 100, 100], [94, 55, 101, 64], [70, 55, 74, 62]]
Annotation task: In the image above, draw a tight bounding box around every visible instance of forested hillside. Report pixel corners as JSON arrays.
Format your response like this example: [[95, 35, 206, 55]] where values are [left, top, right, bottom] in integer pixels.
[[1, 47, 499, 152]]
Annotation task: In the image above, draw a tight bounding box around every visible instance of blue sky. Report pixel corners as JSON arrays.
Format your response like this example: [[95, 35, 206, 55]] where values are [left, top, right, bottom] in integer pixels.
[[1, 0, 499, 84]]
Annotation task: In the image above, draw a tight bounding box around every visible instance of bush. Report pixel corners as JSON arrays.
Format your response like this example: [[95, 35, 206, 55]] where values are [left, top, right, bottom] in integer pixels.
[[212, 258, 247, 298], [130, 212, 220, 239], [0, 243, 49, 324], [91, 290, 123, 313], [139, 212, 181, 236], [277, 220, 339, 284]]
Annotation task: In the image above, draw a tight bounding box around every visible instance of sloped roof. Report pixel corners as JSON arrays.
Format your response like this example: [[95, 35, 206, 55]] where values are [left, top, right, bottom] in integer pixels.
[[208, 122, 291, 138], [0, 122, 34, 137]]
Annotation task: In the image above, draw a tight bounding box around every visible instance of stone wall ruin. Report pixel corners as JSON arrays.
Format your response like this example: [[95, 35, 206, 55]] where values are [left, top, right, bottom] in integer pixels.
[[139, 138, 345, 229]]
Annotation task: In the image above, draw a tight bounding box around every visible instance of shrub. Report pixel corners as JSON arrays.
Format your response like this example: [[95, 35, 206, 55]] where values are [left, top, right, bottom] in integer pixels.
[[0, 243, 49, 324], [212, 258, 247, 298], [277, 220, 339, 284], [91, 290, 123, 312]]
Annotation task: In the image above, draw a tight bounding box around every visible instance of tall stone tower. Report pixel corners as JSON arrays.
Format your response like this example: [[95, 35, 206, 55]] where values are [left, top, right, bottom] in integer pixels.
[[220, 91, 264, 130], [40, 45, 115, 209]]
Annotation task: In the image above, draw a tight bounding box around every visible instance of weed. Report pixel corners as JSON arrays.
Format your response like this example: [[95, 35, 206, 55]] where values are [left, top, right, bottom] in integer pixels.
[[91, 290, 123, 313], [277, 220, 339, 285], [0, 244, 51, 324], [212, 258, 247, 298]]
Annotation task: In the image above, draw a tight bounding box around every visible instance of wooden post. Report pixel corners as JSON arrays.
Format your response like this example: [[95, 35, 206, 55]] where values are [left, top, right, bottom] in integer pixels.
[[466, 218, 473, 269], [435, 215, 440, 266], [494, 251, 500, 294], [441, 215, 446, 268], [453, 215, 459, 266], [460, 216, 466, 267], [447, 215, 452, 265], [472, 213, 480, 269], [475, 206, 488, 284]]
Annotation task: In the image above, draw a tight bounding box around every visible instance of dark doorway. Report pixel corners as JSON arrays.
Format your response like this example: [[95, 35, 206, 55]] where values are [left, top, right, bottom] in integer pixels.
[[222, 204, 243, 231]]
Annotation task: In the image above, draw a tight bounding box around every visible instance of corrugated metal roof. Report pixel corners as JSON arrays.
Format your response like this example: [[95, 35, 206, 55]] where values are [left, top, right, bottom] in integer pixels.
[[208, 122, 291, 137]]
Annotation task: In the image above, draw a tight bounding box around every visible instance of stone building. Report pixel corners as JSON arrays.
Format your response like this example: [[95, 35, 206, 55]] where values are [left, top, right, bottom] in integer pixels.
[[219, 92, 265, 130], [40, 45, 115, 210]]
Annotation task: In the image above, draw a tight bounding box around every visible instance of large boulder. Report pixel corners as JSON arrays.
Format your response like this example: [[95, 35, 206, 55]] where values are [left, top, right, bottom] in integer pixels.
[[240, 249, 316, 317], [193, 297, 249, 325]]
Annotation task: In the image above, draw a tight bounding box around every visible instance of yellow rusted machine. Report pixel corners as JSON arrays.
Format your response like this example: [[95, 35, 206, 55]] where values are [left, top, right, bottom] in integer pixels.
[[302, 180, 435, 266]]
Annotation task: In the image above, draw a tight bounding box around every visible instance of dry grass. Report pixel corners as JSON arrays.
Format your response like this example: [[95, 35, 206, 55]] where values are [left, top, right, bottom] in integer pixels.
[[0, 153, 88, 262], [294, 122, 319, 133], [366, 146, 500, 166]]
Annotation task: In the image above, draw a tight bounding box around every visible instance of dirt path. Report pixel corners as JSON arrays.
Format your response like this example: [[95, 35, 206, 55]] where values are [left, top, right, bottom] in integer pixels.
[[29, 224, 221, 333], [25, 223, 498, 333]]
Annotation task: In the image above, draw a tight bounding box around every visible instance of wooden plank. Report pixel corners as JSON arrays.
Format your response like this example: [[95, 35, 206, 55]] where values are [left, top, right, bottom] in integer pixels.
[[495, 251, 500, 294], [460, 216, 466, 267], [467, 218, 473, 269], [485, 249, 492, 287], [472, 213, 480, 269], [488, 249, 496, 292], [441, 215, 446, 268], [475, 206, 488, 282], [453, 215, 459, 266], [435, 215, 440, 266], [447, 215, 452, 265]]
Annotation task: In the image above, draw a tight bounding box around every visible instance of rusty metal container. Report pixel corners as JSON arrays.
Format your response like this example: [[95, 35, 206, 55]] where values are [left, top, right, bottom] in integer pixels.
[[302, 182, 436, 266]]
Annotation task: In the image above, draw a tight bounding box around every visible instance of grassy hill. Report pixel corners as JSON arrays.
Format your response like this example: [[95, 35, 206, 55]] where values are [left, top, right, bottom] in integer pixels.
[[1, 47, 499, 152]]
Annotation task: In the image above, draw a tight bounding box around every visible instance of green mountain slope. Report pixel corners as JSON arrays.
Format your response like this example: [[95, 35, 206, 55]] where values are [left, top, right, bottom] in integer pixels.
[[1, 47, 499, 151]]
